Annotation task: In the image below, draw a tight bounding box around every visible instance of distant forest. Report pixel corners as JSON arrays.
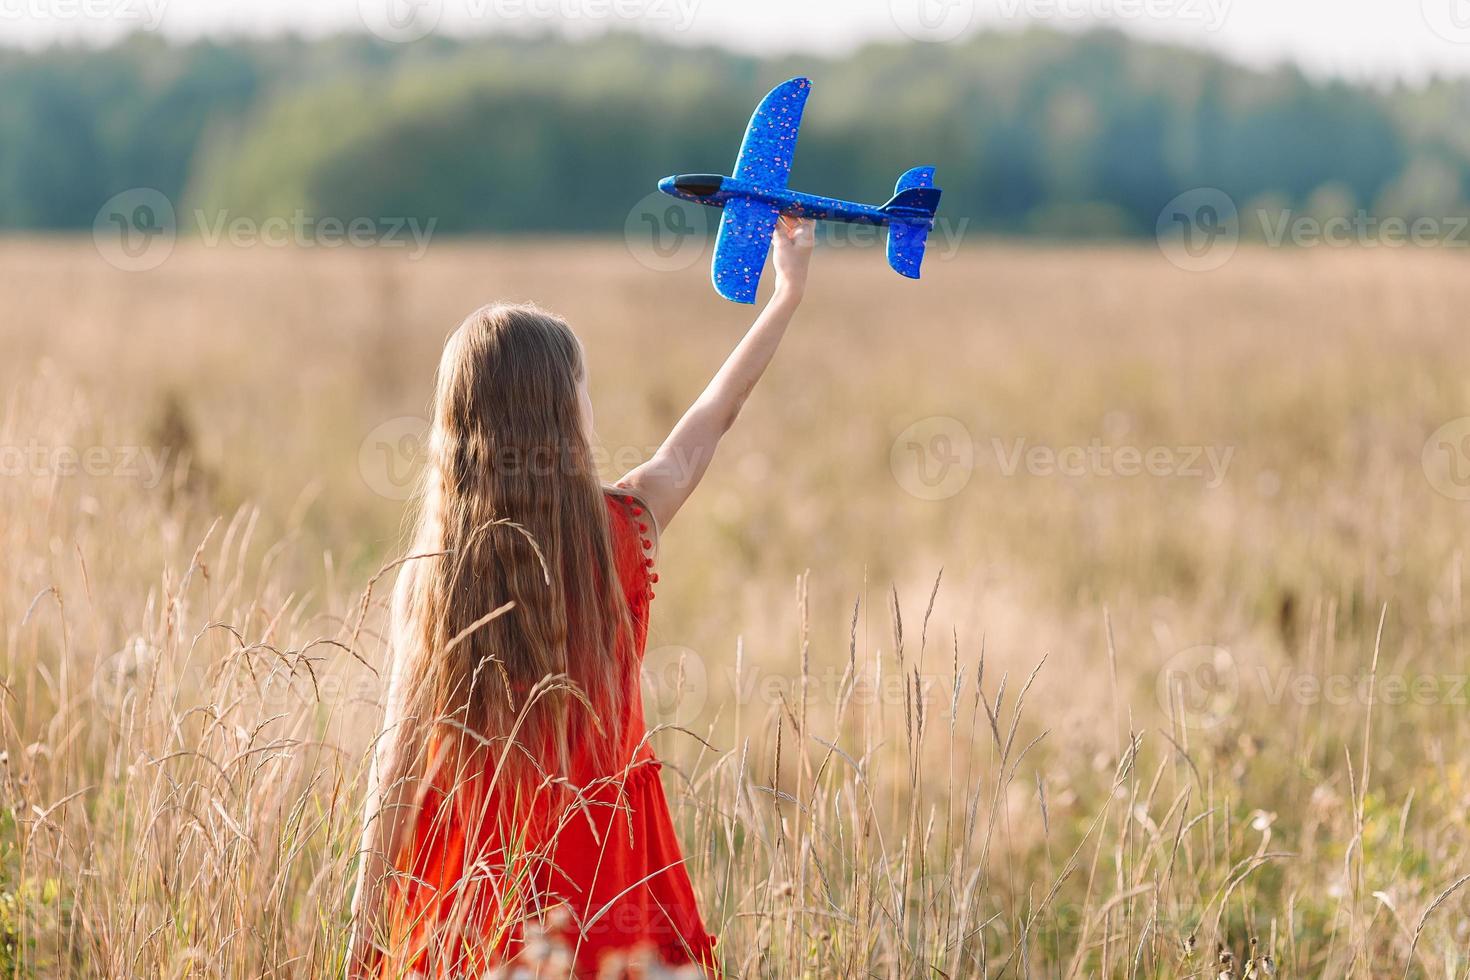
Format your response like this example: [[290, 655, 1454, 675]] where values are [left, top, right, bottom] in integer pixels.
[[2, 28, 1468, 236]]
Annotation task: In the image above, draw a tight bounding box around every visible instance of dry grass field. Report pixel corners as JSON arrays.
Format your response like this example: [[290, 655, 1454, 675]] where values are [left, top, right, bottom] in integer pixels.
[[2, 236, 1469, 977]]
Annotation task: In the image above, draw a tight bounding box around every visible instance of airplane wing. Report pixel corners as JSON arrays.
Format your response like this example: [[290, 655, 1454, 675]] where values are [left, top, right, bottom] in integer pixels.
[[712, 77, 809, 302], [712, 196, 779, 303], [732, 76, 811, 189]]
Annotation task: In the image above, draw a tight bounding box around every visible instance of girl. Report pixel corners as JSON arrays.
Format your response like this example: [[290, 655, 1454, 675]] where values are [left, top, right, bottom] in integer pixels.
[[348, 217, 816, 978]]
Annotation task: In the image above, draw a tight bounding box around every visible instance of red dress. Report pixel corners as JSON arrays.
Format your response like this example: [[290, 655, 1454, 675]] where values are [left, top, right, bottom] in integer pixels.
[[379, 488, 717, 978]]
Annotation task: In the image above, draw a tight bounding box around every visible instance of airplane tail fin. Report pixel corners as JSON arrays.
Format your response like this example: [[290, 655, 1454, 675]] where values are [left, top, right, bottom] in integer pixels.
[[883, 166, 941, 279]]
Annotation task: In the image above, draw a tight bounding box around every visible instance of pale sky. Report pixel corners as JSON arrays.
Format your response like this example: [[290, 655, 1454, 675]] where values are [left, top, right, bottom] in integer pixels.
[[3, 0, 1469, 84]]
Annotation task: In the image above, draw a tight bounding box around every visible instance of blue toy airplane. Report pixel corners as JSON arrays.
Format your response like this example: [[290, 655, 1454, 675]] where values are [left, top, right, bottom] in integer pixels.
[[657, 76, 942, 303]]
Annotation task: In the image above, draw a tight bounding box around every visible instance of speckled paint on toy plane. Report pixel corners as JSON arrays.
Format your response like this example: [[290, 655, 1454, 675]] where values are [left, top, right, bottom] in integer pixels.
[[658, 76, 943, 303]]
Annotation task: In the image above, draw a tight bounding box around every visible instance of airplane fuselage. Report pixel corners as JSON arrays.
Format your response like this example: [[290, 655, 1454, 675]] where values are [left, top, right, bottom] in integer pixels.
[[658, 174, 934, 229]]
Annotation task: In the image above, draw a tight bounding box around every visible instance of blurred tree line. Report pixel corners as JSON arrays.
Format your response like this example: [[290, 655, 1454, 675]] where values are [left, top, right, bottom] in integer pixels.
[[1, 28, 1467, 236]]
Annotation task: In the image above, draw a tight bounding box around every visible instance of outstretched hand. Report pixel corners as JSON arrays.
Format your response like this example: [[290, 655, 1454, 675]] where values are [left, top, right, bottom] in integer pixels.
[[772, 216, 815, 297], [619, 215, 812, 531]]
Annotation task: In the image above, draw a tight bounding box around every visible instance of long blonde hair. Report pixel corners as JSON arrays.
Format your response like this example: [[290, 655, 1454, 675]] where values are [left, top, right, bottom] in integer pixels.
[[392, 303, 631, 796]]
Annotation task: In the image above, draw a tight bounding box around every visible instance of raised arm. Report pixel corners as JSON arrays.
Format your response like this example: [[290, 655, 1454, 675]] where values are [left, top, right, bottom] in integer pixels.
[[621, 217, 815, 529]]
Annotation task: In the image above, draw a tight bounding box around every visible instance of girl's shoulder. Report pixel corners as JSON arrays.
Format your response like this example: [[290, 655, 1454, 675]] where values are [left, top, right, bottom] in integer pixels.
[[603, 482, 660, 564]]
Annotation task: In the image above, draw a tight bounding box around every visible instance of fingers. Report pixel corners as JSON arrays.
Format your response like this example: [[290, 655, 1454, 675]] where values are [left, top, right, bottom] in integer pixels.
[[775, 215, 815, 243]]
